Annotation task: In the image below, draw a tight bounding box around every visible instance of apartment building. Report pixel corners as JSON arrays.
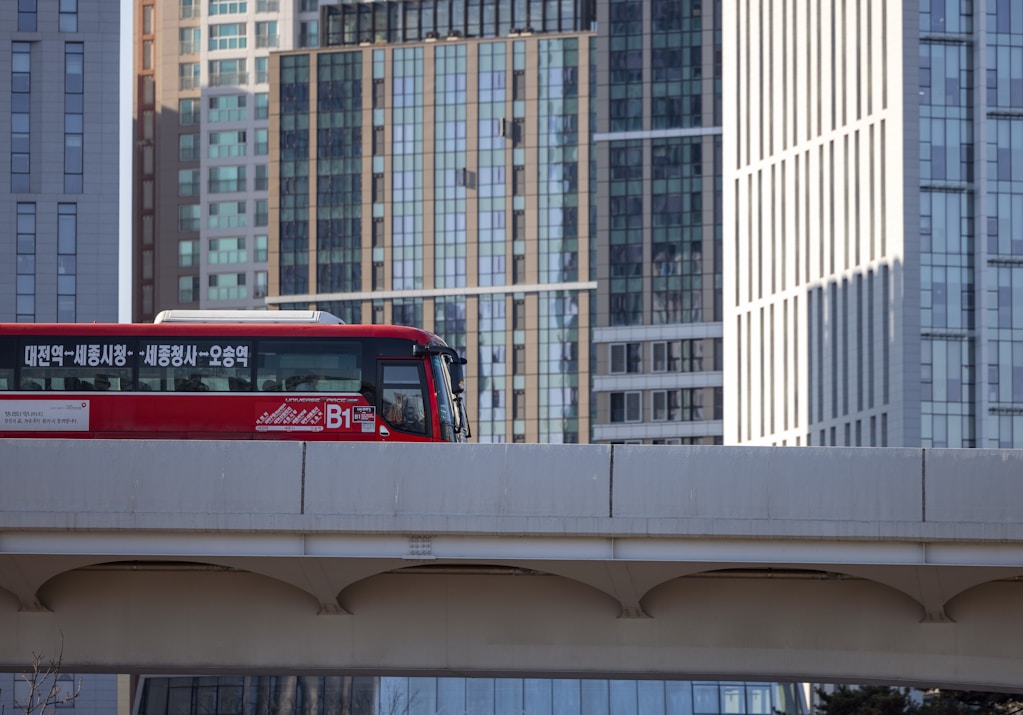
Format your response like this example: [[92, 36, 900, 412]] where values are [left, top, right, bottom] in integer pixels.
[[133, 0, 322, 321]]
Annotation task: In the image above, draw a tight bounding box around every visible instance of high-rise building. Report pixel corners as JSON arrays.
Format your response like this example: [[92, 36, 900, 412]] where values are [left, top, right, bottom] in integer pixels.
[[266, 1, 597, 443], [132, 0, 323, 321], [1, 0, 122, 324], [725, 1, 1023, 448], [590, 0, 725, 445]]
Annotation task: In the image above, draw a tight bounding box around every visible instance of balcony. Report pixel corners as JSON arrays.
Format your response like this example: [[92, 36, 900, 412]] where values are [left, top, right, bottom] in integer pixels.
[[209, 72, 249, 87]]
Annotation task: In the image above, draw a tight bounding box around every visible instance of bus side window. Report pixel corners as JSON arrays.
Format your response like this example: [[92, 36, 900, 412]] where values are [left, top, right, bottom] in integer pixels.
[[380, 363, 427, 435], [19, 370, 45, 390], [0, 369, 10, 390], [175, 373, 210, 392]]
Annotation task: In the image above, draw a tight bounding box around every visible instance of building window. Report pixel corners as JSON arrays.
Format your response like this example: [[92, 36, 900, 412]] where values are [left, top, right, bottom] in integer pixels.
[[57, 204, 77, 322], [208, 237, 246, 264], [254, 235, 268, 261], [142, 76, 155, 104], [652, 391, 668, 421], [178, 204, 200, 232], [59, 0, 78, 32], [254, 92, 269, 119], [209, 23, 247, 51], [208, 129, 247, 158], [300, 21, 319, 47], [179, 62, 200, 90], [209, 59, 246, 87], [179, 134, 200, 161], [255, 21, 279, 48], [178, 169, 200, 196], [209, 1, 247, 14], [16, 203, 36, 322], [180, 0, 198, 20], [19, 0, 37, 31], [652, 339, 705, 372], [255, 57, 269, 84], [513, 390, 526, 420], [255, 199, 268, 226], [11, 42, 31, 193], [254, 129, 268, 156], [208, 272, 247, 301], [178, 275, 200, 303], [254, 271, 268, 298], [610, 392, 642, 423], [179, 27, 200, 54], [208, 201, 247, 228], [254, 163, 268, 190], [64, 43, 84, 193], [179, 239, 199, 267], [513, 344, 526, 374], [144, 133, 157, 172], [208, 94, 247, 122], [179, 98, 200, 126], [610, 343, 642, 374], [652, 389, 704, 422]]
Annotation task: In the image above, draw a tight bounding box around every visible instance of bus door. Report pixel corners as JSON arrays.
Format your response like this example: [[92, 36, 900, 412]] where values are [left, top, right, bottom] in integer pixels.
[[377, 361, 429, 439]]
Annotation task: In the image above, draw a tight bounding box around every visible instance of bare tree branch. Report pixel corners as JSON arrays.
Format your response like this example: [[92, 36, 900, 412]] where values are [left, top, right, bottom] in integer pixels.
[[13, 635, 82, 715]]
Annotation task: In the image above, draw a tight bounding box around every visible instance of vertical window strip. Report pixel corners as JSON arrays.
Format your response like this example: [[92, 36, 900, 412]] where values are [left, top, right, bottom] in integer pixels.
[[12, 42, 31, 192], [17, 203, 37, 322], [57, 203, 78, 322], [65, 43, 84, 193]]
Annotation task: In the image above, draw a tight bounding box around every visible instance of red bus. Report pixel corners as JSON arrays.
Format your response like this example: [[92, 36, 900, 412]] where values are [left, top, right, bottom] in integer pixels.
[[0, 311, 470, 442]]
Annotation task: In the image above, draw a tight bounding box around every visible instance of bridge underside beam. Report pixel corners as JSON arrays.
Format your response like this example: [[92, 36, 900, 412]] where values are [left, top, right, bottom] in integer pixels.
[[2, 565, 1022, 692]]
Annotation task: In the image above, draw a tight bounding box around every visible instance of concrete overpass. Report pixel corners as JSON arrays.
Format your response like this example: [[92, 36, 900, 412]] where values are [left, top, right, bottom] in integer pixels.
[[1, 441, 1022, 692]]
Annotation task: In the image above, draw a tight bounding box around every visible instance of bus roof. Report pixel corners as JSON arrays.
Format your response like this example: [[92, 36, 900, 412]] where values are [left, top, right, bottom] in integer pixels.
[[0, 319, 450, 348], [154, 310, 344, 325]]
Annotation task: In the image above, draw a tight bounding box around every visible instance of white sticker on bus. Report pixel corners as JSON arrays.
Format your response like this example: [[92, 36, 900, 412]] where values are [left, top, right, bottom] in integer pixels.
[[255, 398, 375, 433], [325, 403, 376, 432], [1, 400, 89, 431], [256, 399, 325, 432]]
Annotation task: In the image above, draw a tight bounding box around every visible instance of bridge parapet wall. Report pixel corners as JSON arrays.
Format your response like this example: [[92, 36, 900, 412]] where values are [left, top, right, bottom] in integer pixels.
[[3, 441, 1023, 543]]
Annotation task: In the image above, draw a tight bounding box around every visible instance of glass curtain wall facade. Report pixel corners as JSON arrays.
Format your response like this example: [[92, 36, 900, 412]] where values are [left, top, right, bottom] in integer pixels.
[[132, 0, 322, 321], [591, 0, 725, 445], [1, 0, 121, 324], [134, 674, 806, 715], [725, 1, 1023, 449], [323, 0, 597, 45], [268, 24, 596, 443]]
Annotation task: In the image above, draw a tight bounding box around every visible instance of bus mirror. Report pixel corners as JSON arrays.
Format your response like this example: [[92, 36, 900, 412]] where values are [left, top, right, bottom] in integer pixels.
[[450, 360, 465, 395]]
